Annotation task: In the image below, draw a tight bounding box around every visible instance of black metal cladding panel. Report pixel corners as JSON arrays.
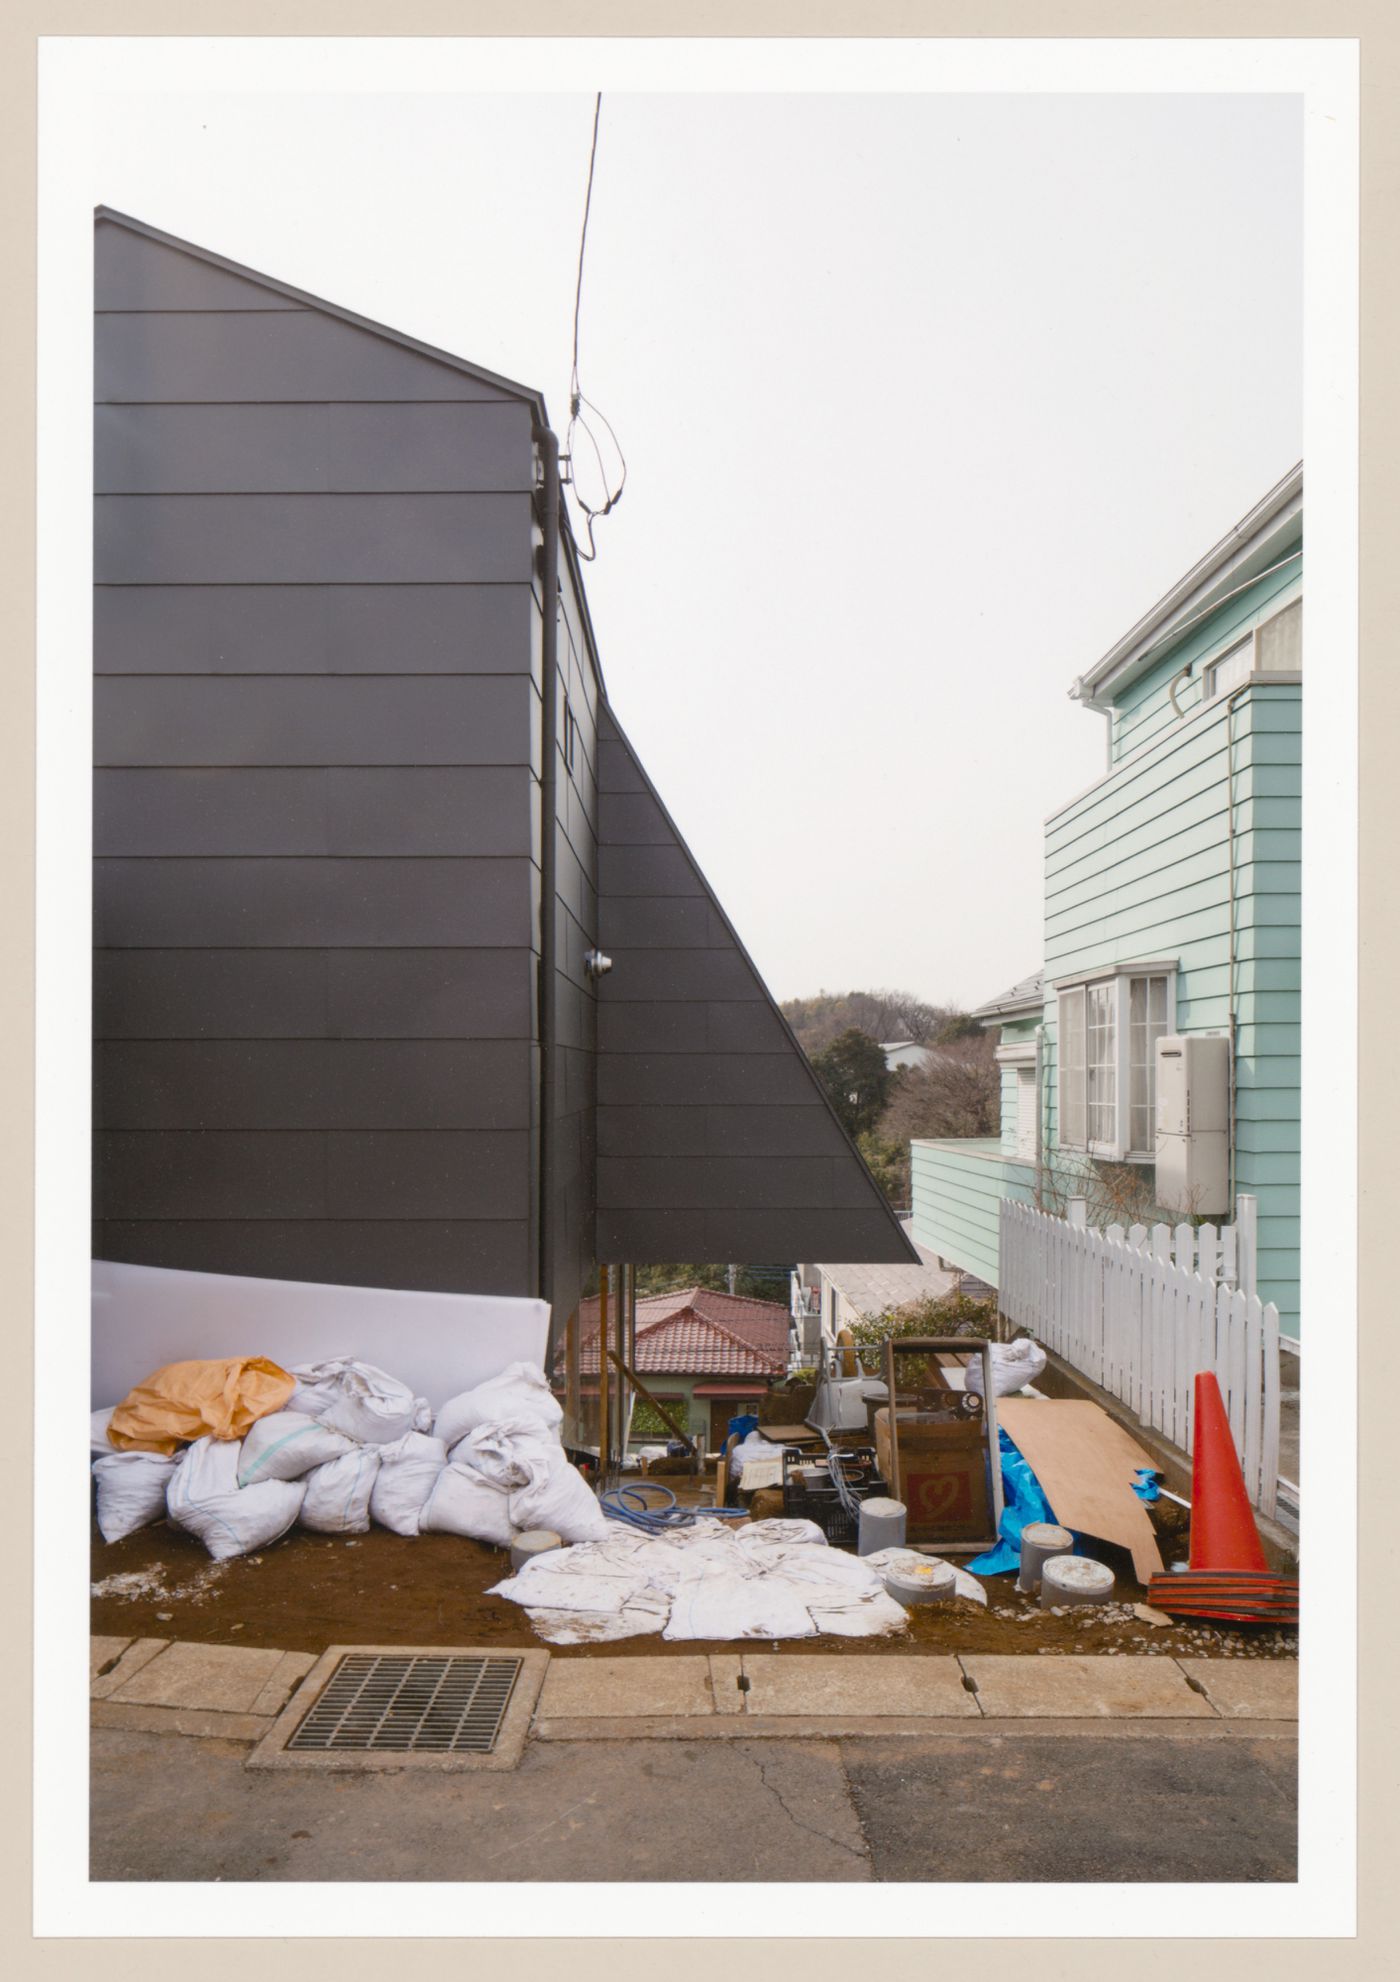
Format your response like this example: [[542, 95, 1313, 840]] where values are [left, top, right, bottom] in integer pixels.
[[95, 858, 534, 948], [595, 703, 918, 1265], [598, 1105, 853, 1160], [595, 1206, 914, 1266], [597, 843, 705, 899], [95, 493, 533, 585], [598, 1156, 854, 1211], [95, 1219, 532, 1296], [95, 768, 537, 858], [94, 949, 535, 1041], [95, 223, 305, 311], [94, 583, 536, 676], [599, 948, 766, 1004], [97, 1040, 531, 1131], [596, 1002, 793, 1057], [95, 676, 533, 768], [597, 737, 646, 795], [598, 1054, 821, 1109], [95, 402, 536, 495], [96, 310, 518, 403], [100, 1129, 530, 1221]]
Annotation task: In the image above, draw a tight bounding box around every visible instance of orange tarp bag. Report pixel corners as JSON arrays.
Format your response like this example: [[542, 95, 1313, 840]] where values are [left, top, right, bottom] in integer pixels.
[[107, 1357, 296, 1456]]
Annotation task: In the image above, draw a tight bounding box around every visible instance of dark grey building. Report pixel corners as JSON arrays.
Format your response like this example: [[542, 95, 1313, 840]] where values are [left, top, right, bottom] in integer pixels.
[[93, 208, 916, 1346]]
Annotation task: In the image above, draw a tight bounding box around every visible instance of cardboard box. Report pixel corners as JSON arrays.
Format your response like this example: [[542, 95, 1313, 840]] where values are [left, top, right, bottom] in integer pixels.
[[875, 1406, 993, 1545]]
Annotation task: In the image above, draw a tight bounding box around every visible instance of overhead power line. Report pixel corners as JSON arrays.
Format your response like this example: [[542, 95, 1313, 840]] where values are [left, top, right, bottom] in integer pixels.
[[564, 92, 627, 562]]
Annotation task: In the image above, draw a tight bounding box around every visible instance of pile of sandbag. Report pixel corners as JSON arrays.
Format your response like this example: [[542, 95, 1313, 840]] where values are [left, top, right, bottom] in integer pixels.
[[91, 1355, 606, 1560]]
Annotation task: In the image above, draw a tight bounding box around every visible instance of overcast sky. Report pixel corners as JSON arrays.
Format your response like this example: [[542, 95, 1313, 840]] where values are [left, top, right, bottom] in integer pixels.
[[92, 87, 1301, 1009]]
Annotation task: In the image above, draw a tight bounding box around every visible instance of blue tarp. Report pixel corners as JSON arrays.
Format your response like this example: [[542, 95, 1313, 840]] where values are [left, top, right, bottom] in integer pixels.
[[966, 1426, 1063, 1577]]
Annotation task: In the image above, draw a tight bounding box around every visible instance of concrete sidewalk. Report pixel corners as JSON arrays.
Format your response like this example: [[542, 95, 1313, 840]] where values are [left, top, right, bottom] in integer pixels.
[[91, 1634, 1299, 1746], [89, 1635, 1297, 1884]]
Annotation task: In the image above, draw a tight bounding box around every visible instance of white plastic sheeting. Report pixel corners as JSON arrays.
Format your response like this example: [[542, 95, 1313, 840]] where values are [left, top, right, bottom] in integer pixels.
[[92, 1259, 549, 1413], [488, 1519, 912, 1645]]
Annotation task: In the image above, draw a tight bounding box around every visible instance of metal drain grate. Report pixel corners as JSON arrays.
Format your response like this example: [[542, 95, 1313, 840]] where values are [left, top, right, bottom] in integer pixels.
[[288, 1654, 523, 1755]]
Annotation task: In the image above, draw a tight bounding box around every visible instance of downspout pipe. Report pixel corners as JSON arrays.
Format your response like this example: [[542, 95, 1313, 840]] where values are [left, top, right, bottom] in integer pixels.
[[535, 425, 561, 1307]]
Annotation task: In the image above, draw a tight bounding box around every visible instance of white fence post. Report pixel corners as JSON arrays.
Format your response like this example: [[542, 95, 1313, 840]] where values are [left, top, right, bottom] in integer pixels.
[[1235, 1194, 1258, 1301]]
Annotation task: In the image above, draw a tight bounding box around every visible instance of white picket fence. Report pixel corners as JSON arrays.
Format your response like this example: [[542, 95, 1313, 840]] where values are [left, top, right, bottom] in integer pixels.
[[998, 1197, 1281, 1519]]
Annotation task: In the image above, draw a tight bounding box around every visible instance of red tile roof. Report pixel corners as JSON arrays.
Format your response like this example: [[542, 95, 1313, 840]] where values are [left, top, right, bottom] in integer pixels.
[[562, 1286, 790, 1379]]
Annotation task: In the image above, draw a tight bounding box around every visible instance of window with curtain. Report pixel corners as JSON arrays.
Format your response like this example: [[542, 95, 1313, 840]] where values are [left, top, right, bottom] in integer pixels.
[[1058, 969, 1174, 1158]]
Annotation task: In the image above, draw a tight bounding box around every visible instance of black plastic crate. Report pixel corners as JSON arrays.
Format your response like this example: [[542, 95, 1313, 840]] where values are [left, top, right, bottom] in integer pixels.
[[781, 1445, 887, 1547]]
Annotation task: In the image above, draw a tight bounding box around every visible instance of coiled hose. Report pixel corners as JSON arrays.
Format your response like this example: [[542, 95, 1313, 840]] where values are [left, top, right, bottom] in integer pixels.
[[599, 1481, 744, 1533]]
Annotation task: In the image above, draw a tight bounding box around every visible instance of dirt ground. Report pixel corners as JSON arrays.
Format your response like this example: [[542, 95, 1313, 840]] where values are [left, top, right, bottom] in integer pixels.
[[91, 1492, 1296, 1663]]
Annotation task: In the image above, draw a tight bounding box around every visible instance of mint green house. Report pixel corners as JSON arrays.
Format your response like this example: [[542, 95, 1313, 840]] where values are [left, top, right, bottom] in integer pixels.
[[912, 467, 1302, 1345]]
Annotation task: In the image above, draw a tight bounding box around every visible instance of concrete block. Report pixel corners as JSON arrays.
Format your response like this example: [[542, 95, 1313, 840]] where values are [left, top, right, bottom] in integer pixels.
[[537, 1656, 715, 1719], [1177, 1658, 1297, 1720], [107, 1639, 293, 1713], [739, 1655, 978, 1719], [90, 1635, 134, 1678], [708, 1654, 745, 1715], [91, 1700, 276, 1742], [249, 1651, 318, 1718], [90, 1637, 170, 1700], [962, 1655, 1216, 1719]]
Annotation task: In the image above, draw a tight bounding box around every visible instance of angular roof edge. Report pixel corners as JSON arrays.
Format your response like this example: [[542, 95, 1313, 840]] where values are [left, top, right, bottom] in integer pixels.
[[94, 207, 611, 709], [94, 206, 547, 420], [971, 971, 1044, 1023], [1070, 462, 1303, 710]]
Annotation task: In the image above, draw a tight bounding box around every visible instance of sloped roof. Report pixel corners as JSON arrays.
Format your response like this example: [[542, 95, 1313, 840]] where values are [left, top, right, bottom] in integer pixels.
[[95, 206, 543, 414], [562, 1287, 790, 1378], [971, 972, 1044, 1022]]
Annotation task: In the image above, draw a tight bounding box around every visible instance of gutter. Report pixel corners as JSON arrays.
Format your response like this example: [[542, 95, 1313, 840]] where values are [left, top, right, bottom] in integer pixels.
[[535, 426, 561, 1305], [1070, 464, 1303, 709]]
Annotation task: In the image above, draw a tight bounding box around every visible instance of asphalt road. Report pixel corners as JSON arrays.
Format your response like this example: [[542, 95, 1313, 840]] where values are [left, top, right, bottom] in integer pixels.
[[90, 1726, 1296, 1884]]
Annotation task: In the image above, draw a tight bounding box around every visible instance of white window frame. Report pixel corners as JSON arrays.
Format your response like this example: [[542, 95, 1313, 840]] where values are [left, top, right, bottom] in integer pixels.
[[1054, 963, 1177, 1162], [1201, 595, 1302, 706], [994, 1037, 1039, 1163]]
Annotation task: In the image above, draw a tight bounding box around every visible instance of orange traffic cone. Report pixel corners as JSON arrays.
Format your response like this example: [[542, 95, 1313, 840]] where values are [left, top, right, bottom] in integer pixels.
[[1189, 1371, 1269, 1572], [1145, 1371, 1297, 1625]]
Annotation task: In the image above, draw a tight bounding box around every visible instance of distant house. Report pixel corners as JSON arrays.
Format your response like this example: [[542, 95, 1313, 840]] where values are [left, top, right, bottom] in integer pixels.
[[911, 467, 1302, 1344], [880, 1040, 933, 1074], [791, 1223, 965, 1360], [562, 1287, 790, 1451]]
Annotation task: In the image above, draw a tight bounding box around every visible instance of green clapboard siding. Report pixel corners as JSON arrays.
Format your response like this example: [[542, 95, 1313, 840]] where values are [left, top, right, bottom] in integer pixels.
[[909, 1140, 1036, 1287], [1040, 675, 1300, 1338]]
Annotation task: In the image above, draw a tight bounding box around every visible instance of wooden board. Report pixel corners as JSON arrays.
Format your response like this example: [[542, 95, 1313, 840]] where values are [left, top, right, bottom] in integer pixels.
[[997, 1399, 1165, 1585]]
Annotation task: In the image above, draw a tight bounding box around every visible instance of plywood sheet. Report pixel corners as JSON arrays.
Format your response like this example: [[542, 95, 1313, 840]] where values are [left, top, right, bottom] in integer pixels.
[[997, 1399, 1165, 1585]]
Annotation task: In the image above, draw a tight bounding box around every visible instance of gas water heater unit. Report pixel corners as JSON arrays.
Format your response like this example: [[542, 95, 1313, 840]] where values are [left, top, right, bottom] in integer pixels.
[[1153, 1033, 1230, 1216]]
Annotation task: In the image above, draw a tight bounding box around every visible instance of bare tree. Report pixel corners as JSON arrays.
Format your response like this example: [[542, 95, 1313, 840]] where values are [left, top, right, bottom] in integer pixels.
[[879, 1032, 1001, 1142], [783, 987, 959, 1056]]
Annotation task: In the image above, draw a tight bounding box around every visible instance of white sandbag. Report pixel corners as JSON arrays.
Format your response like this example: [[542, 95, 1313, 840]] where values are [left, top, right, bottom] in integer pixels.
[[508, 1450, 609, 1544], [963, 1337, 1048, 1399], [166, 1435, 306, 1562], [237, 1411, 355, 1486], [288, 1359, 432, 1445], [449, 1417, 558, 1491], [90, 1407, 118, 1458], [299, 1446, 382, 1535], [92, 1450, 180, 1543], [418, 1462, 516, 1547], [369, 1431, 448, 1536], [433, 1362, 562, 1448], [729, 1431, 784, 1482]]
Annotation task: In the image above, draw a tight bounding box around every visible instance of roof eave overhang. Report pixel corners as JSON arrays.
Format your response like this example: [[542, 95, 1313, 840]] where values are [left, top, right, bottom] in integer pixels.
[[94, 205, 548, 422], [1069, 463, 1304, 713]]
